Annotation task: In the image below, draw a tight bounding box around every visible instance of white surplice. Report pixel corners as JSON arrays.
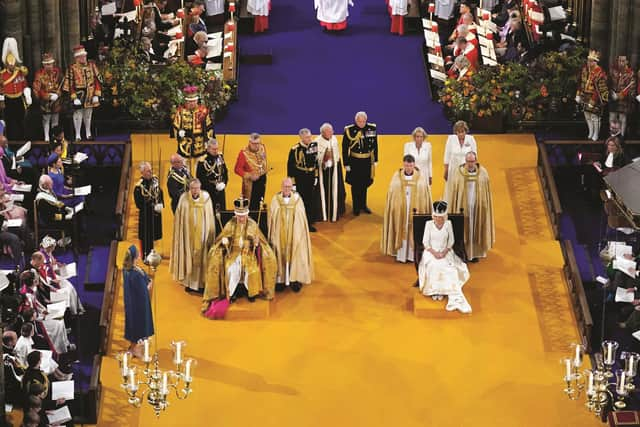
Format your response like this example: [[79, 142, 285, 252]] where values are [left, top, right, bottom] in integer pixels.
[[403, 141, 432, 183], [443, 134, 477, 198], [389, 0, 408, 15], [248, 0, 269, 16], [316, 135, 342, 222], [418, 220, 470, 311], [315, 0, 353, 23]]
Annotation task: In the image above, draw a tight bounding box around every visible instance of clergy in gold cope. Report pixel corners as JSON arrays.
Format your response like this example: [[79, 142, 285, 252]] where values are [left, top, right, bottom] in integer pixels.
[[446, 151, 495, 261], [269, 178, 314, 293], [203, 197, 276, 308], [381, 154, 432, 263], [170, 179, 216, 292]]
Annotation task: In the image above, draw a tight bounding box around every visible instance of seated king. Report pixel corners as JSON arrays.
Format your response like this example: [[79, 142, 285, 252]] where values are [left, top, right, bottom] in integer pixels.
[[203, 197, 276, 310]]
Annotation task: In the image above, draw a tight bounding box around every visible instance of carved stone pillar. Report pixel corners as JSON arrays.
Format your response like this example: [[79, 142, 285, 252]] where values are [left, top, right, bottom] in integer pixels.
[[4, 0, 24, 60], [43, 0, 63, 68], [26, 0, 42, 70], [589, 0, 611, 62], [63, 1, 81, 64], [629, 0, 640, 68]]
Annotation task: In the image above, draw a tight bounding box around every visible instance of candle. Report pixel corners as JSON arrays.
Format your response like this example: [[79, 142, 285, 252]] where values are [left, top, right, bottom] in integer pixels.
[[564, 359, 572, 380], [175, 342, 183, 364], [143, 340, 149, 361], [129, 369, 137, 391], [574, 345, 581, 367], [123, 352, 128, 371], [607, 342, 614, 364], [162, 372, 168, 394], [587, 371, 595, 395], [185, 359, 192, 381], [618, 371, 627, 395]]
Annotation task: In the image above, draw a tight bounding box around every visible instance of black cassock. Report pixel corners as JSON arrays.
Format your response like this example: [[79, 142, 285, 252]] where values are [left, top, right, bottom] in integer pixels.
[[134, 176, 164, 257], [287, 140, 319, 225], [196, 153, 228, 211]]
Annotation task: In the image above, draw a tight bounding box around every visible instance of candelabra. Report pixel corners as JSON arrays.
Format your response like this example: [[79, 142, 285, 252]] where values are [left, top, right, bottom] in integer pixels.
[[117, 250, 195, 417], [562, 341, 640, 418]]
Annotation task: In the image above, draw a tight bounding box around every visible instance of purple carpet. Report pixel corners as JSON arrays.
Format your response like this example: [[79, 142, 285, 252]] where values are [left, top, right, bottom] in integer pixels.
[[215, 0, 450, 135]]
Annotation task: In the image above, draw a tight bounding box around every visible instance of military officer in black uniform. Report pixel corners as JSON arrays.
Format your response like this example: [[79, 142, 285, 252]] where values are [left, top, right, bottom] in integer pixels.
[[342, 111, 378, 216], [167, 153, 192, 213], [196, 138, 228, 212], [287, 128, 318, 232], [134, 162, 164, 259]]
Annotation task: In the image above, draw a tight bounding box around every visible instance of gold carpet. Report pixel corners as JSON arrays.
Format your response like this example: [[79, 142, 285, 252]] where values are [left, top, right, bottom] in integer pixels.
[[94, 133, 599, 427]]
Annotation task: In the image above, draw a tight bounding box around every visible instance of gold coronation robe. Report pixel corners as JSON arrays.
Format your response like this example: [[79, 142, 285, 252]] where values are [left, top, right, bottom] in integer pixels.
[[170, 191, 216, 290], [268, 192, 314, 285], [381, 169, 431, 258], [204, 217, 276, 306], [446, 164, 495, 259]]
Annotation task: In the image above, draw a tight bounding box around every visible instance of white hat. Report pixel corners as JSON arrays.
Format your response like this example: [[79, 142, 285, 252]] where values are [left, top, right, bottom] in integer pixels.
[[2, 38, 21, 66]]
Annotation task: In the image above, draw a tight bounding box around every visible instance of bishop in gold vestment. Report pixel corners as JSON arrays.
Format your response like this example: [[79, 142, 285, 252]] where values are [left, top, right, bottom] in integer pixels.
[[381, 155, 431, 263], [446, 152, 494, 261], [170, 179, 216, 292], [269, 178, 314, 292], [203, 197, 276, 308]]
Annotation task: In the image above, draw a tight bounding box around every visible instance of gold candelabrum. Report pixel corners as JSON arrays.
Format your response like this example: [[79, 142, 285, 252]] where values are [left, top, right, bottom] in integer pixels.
[[116, 250, 195, 417], [562, 341, 640, 418]]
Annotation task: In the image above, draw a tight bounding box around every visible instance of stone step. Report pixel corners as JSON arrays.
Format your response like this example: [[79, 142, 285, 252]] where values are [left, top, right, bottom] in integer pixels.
[[226, 297, 274, 320]]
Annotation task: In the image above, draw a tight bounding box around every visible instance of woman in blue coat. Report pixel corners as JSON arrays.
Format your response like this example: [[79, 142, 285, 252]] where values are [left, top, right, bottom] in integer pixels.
[[122, 245, 154, 358]]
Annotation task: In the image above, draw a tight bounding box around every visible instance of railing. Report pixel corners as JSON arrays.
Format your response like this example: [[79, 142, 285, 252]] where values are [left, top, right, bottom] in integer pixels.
[[536, 142, 563, 238], [561, 239, 594, 353], [99, 240, 120, 356]]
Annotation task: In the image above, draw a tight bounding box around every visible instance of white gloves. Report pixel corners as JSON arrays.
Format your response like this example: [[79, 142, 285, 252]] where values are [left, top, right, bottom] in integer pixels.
[[292, 185, 297, 192], [345, 165, 351, 172], [23, 88, 32, 105], [636, 94, 640, 103], [215, 182, 225, 191], [178, 129, 186, 138], [221, 237, 229, 246], [91, 96, 99, 104], [49, 93, 59, 102], [0, 94, 4, 101], [154, 203, 163, 213], [611, 92, 618, 101], [325, 160, 333, 168], [73, 98, 82, 106], [575, 95, 581, 104], [314, 177, 318, 186], [374, 162, 378, 167]]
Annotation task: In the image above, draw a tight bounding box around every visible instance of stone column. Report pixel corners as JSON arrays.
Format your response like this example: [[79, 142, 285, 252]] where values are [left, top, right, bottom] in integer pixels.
[[26, 0, 42, 70], [63, 1, 81, 64], [4, 0, 24, 60], [43, 0, 63, 67], [628, 0, 640, 68], [589, 0, 611, 62]]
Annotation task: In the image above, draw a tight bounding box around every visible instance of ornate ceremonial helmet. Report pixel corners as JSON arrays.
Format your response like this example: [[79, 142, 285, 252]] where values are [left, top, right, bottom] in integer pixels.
[[73, 45, 87, 58], [2, 37, 21, 66], [432, 200, 448, 217], [41, 52, 55, 65], [183, 85, 199, 101], [587, 49, 600, 63], [233, 197, 250, 216]]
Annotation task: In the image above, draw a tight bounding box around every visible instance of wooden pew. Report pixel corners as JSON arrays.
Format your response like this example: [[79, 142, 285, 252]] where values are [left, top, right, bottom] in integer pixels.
[[536, 142, 562, 239], [561, 240, 593, 352], [99, 240, 120, 355]]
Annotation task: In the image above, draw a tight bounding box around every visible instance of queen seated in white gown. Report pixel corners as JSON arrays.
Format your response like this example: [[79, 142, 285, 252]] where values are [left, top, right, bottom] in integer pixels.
[[418, 201, 471, 313]]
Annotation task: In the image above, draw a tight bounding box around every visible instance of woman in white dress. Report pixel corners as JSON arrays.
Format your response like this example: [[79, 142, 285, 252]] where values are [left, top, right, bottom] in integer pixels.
[[418, 201, 471, 313], [443, 120, 477, 198], [403, 127, 432, 186]]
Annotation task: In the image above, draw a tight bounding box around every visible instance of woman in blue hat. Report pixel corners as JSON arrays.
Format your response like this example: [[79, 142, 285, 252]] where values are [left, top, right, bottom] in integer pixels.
[[122, 244, 154, 358]]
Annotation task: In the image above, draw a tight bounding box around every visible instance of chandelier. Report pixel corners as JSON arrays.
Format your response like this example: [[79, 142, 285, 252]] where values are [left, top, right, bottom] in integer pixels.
[[116, 249, 195, 417], [562, 341, 640, 417]]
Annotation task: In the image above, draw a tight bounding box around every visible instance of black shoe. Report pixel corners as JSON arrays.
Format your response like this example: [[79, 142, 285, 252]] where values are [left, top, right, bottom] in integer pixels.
[[184, 287, 193, 293], [413, 280, 419, 287], [291, 282, 302, 293], [275, 283, 286, 292], [353, 210, 360, 216], [248, 296, 256, 303], [362, 207, 372, 214], [309, 225, 317, 232], [230, 294, 237, 303], [195, 288, 204, 295], [469, 258, 479, 263]]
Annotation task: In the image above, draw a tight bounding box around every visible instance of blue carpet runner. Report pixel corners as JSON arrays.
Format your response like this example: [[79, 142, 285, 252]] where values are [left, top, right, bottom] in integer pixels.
[[215, 0, 450, 134]]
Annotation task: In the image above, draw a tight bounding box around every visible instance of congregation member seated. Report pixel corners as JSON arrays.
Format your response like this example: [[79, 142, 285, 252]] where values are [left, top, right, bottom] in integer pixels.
[[0, 220, 24, 268], [40, 237, 85, 315], [35, 175, 75, 233], [15, 323, 72, 381], [452, 37, 479, 70], [593, 136, 629, 176], [3, 330, 26, 406], [0, 129, 35, 185], [447, 55, 473, 80], [49, 125, 70, 160], [22, 351, 70, 416], [47, 153, 84, 209], [491, 0, 519, 27], [496, 19, 528, 62], [19, 266, 74, 356]]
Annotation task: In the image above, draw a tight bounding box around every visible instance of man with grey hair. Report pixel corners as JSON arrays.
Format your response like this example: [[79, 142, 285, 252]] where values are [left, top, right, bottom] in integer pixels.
[[197, 138, 228, 211], [342, 111, 378, 215], [167, 153, 192, 213], [234, 132, 268, 211], [134, 162, 164, 258], [287, 128, 318, 231], [315, 122, 346, 222]]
